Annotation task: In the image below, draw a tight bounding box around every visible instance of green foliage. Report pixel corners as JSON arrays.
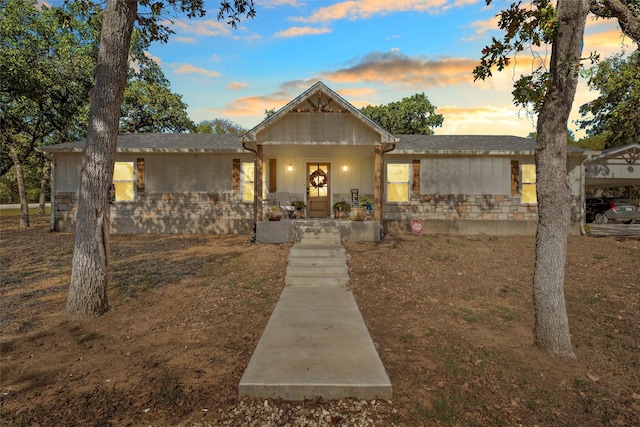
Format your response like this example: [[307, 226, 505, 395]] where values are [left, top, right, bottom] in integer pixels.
[[360, 93, 444, 135], [195, 118, 245, 134], [473, 0, 557, 113], [120, 77, 195, 133], [476, 0, 640, 114], [577, 51, 640, 148], [0, 0, 98, 174], [571, 133, 607, 150]]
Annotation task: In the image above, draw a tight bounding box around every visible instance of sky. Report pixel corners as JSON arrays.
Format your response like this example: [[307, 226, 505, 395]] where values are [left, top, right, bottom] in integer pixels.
[[42, 0, 631, 137]]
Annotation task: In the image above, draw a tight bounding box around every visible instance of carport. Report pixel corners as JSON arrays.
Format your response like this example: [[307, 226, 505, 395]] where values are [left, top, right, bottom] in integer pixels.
[[585, 143, 640, 196]]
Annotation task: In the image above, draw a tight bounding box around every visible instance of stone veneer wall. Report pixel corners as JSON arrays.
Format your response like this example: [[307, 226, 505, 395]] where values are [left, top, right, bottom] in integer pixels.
[[383, 194, 584, 236], [385, 194, 538, 221], [53, 192, 254, 234]]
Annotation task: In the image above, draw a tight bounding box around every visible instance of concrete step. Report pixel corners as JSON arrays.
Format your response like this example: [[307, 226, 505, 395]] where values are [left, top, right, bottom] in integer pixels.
[[289, 246, 346, 258], [287, 256, 346, 267], [284, 276, 351, 287], [286, 264, 349, 277], [296, 236, 342, 246]]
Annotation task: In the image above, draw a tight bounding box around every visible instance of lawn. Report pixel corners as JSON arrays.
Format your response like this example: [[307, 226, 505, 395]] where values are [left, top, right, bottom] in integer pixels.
[[1, 214, 638, 426]]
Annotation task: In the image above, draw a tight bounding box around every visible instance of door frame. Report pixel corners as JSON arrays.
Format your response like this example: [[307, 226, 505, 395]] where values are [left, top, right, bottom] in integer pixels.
[[306, 162, 331, 218]]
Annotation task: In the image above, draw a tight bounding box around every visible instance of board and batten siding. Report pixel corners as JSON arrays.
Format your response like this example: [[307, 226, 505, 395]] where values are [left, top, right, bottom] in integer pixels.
[[420, 157, 511, 195], [53, 153, 83, 192], [257, 112, 381, 144], [144, 153, 243, 193]]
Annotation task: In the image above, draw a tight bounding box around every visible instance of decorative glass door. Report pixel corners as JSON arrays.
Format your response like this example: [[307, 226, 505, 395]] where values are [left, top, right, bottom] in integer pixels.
[[307, 163, 330, 218]]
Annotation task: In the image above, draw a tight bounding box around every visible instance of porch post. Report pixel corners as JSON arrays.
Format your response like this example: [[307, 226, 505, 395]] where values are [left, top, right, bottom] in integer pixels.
[[374, 145, 382, 223], [255, 144, 264, 222]]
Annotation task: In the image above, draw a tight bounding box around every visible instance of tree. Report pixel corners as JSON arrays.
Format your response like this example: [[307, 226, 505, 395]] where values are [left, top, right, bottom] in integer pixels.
[[360, 93, 444, 134], [1, 0, 98, 227], [120, 69, 196, 133], [67, 0, 256, 319], [474, 0, 640, 358], [120, 30, 195, 133], [577, 51, 640, 148], [195, 118, 245, 134]]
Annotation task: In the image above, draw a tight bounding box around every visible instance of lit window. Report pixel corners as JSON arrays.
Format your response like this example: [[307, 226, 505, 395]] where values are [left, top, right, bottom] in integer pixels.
[[387, 163, 410, 203], [113, 162, 135, 201], [242, 162, 255, 202], [521, 163, 537, 204]]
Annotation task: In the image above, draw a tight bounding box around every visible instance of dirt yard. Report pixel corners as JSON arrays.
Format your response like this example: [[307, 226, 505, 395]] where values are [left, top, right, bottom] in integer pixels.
[[1, 214, 639, 426]]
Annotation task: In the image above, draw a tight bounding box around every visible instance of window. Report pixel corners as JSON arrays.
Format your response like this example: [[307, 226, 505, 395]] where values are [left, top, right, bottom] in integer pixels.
[[241, 162, 254, 202], [386, 163, 410, 203], [113, 162, 135, 201], [521, 163, 537, 204]]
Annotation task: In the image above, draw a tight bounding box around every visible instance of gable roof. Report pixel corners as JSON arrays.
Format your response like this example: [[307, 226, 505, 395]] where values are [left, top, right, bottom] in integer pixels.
[[39, 133, 248, 154], [587, 143, 640, 165], [241, 81, 398, 148]]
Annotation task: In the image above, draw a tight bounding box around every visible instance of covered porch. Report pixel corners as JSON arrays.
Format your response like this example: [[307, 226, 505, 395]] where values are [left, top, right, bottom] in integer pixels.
[[241, 82, 397, 243]]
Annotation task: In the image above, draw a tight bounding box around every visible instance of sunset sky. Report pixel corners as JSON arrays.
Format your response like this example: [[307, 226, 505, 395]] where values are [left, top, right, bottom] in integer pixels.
[[43, 0, 631, 137]]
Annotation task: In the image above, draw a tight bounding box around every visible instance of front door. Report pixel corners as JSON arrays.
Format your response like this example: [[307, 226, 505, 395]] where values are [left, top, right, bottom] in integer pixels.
[[307, 163, 330, 218]]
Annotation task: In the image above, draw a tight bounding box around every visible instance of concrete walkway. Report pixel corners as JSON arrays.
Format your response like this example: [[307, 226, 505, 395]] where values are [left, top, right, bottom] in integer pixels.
[[238, 225, 392, 400]]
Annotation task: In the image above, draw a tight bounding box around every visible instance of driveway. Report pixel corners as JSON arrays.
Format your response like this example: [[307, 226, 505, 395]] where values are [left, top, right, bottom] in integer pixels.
[[588, 222, 640, 237]]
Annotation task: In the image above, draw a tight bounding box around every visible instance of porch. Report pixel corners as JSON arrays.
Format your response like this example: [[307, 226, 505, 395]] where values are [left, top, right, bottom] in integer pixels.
[[255, 218, 382, 243]]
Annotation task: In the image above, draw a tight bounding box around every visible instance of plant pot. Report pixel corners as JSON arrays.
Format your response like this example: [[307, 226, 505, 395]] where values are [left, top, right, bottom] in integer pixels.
[[352, 207, 366, 221]]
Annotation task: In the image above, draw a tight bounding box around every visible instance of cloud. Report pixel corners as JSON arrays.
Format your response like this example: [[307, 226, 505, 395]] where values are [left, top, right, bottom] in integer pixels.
[[173, 64, 221, 78], [292, 0, 473, 23], [173, 36, 197, 43], [320, 50, 477, 88], [437, 105, 536, 135], [227, 81, 249, 90], [276, 26, 332, 38], [168, 19, 232, 37], [257, 0, 302, 7]]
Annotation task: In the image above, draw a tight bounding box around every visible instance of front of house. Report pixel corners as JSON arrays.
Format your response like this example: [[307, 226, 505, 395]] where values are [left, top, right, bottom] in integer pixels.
[[42, 82, 607, 241]]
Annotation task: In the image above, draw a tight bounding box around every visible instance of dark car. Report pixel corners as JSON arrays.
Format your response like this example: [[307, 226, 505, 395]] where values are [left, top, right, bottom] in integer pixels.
[[586, 197, 640, 224]]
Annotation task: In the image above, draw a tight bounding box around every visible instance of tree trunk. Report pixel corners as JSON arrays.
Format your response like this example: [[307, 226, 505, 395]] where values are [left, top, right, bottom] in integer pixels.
[[66, 0, 137, 319], [8, 146, 29, 228], [39, 160, 50, 215], [533, 0, 590, 359]]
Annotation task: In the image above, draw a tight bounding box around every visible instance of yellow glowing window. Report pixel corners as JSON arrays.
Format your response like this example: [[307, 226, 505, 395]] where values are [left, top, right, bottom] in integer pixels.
[[521, 163, 537, 204], [387, 163, 410, 203], [113, 162, 135, 201], [242, 162, 254, 202]]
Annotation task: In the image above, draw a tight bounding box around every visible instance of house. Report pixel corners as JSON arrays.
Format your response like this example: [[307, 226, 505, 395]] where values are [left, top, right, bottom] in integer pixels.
[[42, 82, 635, 242]]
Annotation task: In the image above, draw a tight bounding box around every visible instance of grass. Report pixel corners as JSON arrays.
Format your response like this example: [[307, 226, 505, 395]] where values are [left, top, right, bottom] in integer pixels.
[[1, 214, 638, 426]]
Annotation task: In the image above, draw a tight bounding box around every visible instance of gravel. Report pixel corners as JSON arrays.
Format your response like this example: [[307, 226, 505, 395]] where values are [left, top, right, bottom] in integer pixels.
[[183, 398, 399, 426]]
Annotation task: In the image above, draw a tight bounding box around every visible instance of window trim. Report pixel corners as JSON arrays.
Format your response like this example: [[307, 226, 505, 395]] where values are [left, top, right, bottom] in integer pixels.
[[386, 162, 411, 203], [112, 161, 136, 202], [241, 161, 255, 203], [520, 162, 537, 205]]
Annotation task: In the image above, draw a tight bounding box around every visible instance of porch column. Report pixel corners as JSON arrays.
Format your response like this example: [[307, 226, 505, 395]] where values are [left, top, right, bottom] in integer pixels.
[[374, 145, 382, 223], [255, 144, 264, 222]]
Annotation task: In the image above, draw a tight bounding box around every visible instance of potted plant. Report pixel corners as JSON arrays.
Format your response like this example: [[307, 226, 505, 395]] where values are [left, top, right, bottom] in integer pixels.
[[267, 205, 282, 221], [359, 196, 373, 210], [333, 200, 351, 219], [292, 201, 306, 219]]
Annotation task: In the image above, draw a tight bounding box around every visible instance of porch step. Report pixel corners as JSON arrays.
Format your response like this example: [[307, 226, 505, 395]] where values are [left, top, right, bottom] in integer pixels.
[[285, 225, 350, 288]]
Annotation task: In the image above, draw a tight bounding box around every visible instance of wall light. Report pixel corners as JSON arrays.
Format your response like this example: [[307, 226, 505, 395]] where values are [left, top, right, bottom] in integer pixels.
[[287, 164, 293, 172], [342, 164, 349, 172]]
